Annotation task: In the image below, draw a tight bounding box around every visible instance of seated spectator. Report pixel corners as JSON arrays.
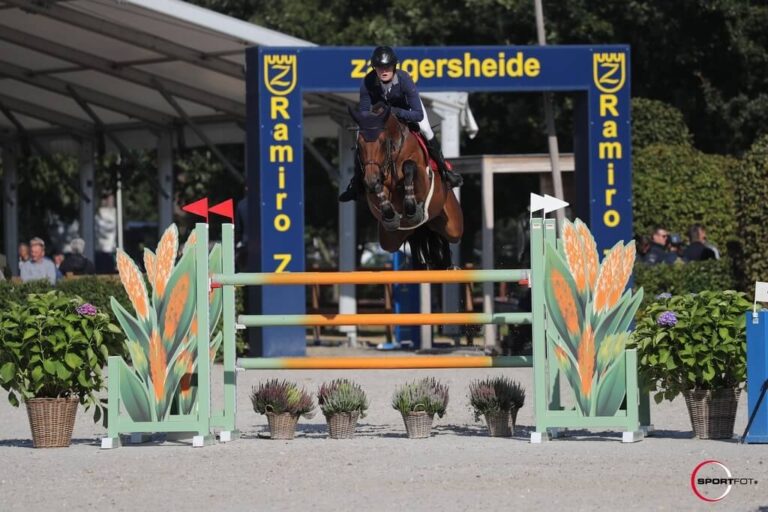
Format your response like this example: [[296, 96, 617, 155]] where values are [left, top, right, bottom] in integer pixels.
[[668, 233, 685, 258], [18, 242, 29, 266], [683, 224, 718, 262], [52, 250, 65, 281], [643, 226, 679, 265], [636, 235, 651, 259], [59, 238, 96, 276], [20, 237, 57, 285]]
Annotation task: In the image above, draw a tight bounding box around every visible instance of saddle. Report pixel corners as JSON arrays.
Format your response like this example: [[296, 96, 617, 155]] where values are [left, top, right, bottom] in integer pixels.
[[409, 127, 454, 172], [409, 128, 438, 171]]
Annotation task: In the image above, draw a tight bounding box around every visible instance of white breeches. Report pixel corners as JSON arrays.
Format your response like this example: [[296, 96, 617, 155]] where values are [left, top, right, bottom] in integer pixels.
[[417, 98, 434, 140]]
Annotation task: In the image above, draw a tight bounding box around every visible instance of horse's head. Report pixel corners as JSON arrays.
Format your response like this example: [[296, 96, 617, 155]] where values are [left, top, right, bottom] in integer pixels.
[[349, 104, 393, 193]]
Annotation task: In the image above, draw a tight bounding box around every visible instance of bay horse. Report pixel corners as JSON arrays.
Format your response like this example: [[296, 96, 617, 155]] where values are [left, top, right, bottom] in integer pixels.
[[348, 104, 463, 269]]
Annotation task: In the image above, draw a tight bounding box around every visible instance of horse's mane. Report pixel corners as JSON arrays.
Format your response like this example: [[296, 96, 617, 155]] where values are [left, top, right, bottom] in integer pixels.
[[353, 103, 400, 141]]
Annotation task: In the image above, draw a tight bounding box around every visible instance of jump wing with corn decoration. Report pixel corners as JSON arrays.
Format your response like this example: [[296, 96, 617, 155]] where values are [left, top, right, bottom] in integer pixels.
[[544, 219, 643, 416], [110, 225, 223, 422]]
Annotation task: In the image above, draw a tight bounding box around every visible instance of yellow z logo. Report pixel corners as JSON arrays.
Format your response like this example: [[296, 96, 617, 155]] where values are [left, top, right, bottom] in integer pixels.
[[593, 53, 626, 94], [264, 54, 297, 96], [273, 253, 292, 273], [350, 59, 369, 79]]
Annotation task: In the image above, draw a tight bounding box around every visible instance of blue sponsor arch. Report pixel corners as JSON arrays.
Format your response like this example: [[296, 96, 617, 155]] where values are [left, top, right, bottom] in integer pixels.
[[246, 45, 631, 357]]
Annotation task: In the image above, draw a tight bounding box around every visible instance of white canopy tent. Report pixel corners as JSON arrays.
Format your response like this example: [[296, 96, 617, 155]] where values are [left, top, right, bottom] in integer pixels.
[[0, 0, 477, 277]]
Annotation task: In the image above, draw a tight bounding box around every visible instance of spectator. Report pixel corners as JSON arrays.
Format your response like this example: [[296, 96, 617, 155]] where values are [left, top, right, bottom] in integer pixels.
[[52, 250, 65, 281], [683, 224, 719, 261], [668, 233, 685, 258], [59, 238, 96, 276], [20, 237, 57, 285], [643, 226, 678, 265], [636, 235, 651, 259], [18, 242, 29, 265]]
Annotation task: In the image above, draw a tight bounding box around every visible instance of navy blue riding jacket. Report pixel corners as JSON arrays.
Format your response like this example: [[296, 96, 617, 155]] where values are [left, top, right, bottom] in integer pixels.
[[358, 69, 424, 124]]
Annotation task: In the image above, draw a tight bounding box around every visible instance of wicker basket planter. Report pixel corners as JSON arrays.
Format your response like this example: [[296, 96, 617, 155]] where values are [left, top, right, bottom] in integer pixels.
[[326, 411, 360, 439], [510, 407, 519, 434], [484, 411, 512, 437], [26, 397, 79, 448], [402, 411, 434, 439], [683, 388, 741, 439], [266, 412, 300, 440]]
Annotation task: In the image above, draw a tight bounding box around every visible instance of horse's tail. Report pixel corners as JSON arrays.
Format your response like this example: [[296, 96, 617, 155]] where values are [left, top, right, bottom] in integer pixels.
[[408, 226, 452, 270]]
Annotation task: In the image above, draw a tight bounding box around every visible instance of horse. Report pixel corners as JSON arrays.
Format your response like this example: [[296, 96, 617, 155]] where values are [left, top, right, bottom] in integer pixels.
[[348, 104, 464, 270]]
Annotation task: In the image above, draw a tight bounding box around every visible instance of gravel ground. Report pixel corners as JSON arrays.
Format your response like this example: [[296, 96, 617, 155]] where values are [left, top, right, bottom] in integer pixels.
[[1, 346, 766, 512]]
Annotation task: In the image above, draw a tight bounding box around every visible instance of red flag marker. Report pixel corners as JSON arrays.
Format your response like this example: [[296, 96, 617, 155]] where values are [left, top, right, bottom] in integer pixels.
[[182, 197, 209, 221], [209, 199, 234, 222]]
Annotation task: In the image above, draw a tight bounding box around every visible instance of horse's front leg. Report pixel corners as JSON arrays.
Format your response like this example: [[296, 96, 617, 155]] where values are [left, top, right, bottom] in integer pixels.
[[374, 182, 401, 231], [402, 159, 418, 219]]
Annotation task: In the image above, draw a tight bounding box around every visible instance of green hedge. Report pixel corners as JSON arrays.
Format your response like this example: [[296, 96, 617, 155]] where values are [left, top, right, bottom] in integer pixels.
[[0, 280, 55, 311], [632, 98, 693, 149], [734, 134, 768, 292], [633, 144, 738, 251], [633, 258, 736, 308]]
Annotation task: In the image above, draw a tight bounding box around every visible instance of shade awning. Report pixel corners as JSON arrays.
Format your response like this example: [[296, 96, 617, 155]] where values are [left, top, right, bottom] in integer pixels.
[[0, 0, 477, 153]]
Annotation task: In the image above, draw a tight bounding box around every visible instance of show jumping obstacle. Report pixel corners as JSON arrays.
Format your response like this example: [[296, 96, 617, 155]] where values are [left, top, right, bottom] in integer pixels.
[[102, 214, 644, 448]]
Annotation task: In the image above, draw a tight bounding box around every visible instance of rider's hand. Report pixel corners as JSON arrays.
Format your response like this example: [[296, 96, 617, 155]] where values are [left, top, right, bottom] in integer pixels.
[[391, 107, 404, 119]]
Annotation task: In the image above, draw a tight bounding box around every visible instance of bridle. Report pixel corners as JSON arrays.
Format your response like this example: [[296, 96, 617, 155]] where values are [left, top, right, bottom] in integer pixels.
[[356, 123, 407, 182]]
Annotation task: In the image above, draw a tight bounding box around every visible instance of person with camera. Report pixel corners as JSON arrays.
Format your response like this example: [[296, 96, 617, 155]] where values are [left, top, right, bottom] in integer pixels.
[[642, 226, 679, 265]]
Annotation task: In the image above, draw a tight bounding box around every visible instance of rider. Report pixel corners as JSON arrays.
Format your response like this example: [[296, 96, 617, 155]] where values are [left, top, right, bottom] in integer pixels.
[[338, 45, 464, 202]]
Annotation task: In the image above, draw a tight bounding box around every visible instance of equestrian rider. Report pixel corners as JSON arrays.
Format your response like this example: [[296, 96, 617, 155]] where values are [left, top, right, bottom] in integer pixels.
[[338, 46, 464, 202]]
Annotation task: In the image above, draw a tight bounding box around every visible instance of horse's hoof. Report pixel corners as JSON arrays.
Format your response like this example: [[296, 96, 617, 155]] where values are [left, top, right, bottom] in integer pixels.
[[382, 213, 402, 231], [404, 199, 417, 217], [405, 210, 423, 225]]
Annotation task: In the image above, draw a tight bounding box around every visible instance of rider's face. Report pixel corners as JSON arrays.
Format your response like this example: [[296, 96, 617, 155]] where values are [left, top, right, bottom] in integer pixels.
[[375, 65, 395, 82]]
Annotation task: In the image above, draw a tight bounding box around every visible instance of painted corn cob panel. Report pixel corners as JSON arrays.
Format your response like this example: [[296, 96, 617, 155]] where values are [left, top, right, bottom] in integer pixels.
[[544, 219, 643, 417]]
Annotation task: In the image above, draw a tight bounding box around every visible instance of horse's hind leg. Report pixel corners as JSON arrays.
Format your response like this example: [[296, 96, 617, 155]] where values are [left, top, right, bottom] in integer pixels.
[[430, 190, 464, 244], [402, 159, 418, 218]]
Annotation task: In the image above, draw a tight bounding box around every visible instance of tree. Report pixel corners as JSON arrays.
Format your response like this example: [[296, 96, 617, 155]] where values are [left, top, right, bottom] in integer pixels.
[[733, 134, 768, 290], [632, 98, 692, 149], [193, 0, 768, 155]]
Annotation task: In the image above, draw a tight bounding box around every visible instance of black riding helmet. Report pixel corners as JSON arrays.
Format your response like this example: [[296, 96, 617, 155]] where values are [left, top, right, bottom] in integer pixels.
[[371, 46, 398, 69]]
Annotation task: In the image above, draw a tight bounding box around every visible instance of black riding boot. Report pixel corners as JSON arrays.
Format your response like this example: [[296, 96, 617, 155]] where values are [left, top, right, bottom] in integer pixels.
[[338, 164, 363, 202], [427, 138, 463, 188]]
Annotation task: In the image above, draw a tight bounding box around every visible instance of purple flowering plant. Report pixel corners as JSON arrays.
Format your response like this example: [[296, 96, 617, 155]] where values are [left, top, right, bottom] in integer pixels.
[[656, 311, 678, 327], [76, 303, 98, 316], [630, 291, 752, 402], [0, 291, 122, 425]]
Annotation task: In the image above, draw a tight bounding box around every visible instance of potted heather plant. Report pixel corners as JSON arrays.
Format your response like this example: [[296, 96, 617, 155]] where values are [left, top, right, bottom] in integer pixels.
[[391, 377, 449, 439], [632, 290, 751, 439], [317, 379, 369, 439], [469, 376, 526, 437], [0, 291, 120, 447], [250, 379, 315, 440]]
